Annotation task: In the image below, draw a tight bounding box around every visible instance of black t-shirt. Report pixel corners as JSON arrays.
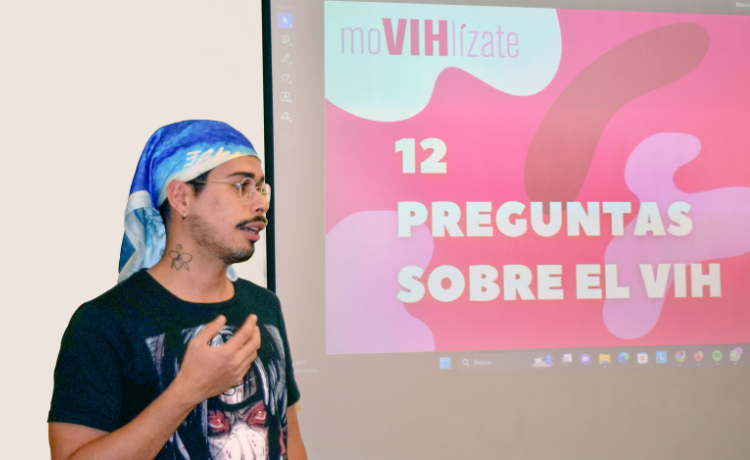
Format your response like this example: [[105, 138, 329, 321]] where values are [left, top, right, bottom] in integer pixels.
[[49, 270, 300, 460]]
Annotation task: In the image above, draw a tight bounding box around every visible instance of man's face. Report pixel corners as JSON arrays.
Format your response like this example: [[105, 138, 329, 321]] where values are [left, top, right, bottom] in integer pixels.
[[187, 156, 269, 265], [208, 400, 269, 460]]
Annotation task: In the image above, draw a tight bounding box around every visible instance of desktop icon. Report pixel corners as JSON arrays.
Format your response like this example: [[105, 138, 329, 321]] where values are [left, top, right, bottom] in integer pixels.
[[439, 357, 451, 369], [637, 352, 648, 364], [730, 347, 743, 362], [712, 350, 722, 362], [563, 353, 572, 364], [656, 351, 667, 363], [581, 353, 591, 365], [675, 351, 687, 363], [618, 352, 630, 364], [599, 353, 611, 364], [694, 351, 704, 362]]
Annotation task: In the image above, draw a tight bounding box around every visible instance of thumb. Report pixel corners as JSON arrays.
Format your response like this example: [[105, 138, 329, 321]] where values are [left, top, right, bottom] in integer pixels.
[[195, 315, 226, 345]]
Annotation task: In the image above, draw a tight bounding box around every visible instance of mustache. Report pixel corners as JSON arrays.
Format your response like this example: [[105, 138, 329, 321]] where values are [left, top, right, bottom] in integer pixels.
[[236, 215, 268, 228]]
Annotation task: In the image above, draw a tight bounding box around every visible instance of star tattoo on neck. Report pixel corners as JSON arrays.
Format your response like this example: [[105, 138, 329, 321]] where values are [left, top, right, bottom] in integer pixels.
[[169, 244, 193, 271]]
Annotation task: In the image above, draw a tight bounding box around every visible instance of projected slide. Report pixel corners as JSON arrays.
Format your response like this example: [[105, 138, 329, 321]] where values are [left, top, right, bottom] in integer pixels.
[[324, 2, 750, 354]]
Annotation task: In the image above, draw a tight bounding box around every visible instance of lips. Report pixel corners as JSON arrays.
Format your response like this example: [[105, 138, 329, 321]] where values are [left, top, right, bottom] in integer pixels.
[[238, 220, 266, 241]]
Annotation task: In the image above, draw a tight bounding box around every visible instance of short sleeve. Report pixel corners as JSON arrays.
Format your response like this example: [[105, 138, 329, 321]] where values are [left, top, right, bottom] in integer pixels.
[[277, 304, 300, 407], [48, 305, 128, 432]]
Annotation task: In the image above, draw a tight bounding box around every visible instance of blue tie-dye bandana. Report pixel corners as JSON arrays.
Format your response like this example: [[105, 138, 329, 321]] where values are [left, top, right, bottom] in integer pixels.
[[118, 120, 259, 283]]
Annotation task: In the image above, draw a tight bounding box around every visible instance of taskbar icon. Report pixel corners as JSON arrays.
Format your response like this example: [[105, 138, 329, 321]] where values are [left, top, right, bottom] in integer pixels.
[[533, 355, 553, 367]]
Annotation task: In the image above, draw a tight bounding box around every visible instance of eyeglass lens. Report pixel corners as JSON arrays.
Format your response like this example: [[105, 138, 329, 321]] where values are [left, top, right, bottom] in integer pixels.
[[239, 178, 270, 204]]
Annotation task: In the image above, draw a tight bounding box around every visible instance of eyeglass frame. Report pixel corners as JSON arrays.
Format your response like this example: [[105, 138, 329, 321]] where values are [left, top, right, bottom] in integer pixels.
[[192, 177, 271, 205]]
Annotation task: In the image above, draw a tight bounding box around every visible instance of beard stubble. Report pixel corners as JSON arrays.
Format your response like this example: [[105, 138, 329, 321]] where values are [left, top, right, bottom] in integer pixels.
[[188, 213, 255, 265]]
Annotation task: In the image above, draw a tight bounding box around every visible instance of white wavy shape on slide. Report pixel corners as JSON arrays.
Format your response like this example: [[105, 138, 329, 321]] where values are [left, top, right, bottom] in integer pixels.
[[325, 2, 561, 121], [326, 211, 435, 354]]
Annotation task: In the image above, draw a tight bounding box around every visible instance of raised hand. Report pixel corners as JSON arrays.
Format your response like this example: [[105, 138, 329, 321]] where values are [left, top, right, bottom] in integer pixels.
[[173, 314, 261, 406]]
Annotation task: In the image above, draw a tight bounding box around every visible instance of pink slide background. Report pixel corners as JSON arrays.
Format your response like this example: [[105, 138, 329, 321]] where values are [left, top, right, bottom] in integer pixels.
[[325, 10, 750, 353]]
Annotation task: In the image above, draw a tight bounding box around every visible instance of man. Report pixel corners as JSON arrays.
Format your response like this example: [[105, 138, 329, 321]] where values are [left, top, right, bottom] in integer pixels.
[[48, 120, 306, 460]]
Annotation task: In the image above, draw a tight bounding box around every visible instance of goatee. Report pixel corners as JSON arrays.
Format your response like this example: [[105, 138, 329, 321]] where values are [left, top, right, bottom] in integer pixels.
[[221, 246, 254, 265], [188, 214, 256, 265]]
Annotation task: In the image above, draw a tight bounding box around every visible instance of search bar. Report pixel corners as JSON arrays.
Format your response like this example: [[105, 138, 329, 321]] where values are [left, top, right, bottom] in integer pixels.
[[459, 352, 557, 370]]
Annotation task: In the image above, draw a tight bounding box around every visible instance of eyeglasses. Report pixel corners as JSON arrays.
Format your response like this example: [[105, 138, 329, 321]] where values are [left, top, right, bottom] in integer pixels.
[[193, 177, 271, 205]]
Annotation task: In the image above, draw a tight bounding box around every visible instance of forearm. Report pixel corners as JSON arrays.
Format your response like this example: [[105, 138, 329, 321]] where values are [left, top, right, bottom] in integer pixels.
[[62, 378, 198, 460], [286, 404, 308, 460], [287, 432, 308, 460]]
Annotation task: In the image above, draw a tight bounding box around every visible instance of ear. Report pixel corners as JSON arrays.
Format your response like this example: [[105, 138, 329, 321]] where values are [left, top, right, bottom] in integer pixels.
[[166, 179, 192, 219]]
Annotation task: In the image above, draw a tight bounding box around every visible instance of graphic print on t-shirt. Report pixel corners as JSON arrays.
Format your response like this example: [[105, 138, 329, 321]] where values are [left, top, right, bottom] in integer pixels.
[[145, 324, 289, 460]]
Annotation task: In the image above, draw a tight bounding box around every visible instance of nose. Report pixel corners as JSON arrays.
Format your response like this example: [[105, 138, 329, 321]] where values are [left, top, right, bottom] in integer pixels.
[[233, 424, 265, 459], [249, 185, 270, 215]]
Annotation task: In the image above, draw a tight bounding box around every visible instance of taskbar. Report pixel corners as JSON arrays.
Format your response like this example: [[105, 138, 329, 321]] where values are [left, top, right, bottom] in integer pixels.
[[435, 345, 747, 371]]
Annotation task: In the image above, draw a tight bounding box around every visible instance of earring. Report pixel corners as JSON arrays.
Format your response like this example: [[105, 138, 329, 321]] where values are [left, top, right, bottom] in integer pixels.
[[182, 212, 187, 220]]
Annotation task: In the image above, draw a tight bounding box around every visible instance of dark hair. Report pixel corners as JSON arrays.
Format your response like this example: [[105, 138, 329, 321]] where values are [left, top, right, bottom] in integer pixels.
[[159, 171, 210, 230]]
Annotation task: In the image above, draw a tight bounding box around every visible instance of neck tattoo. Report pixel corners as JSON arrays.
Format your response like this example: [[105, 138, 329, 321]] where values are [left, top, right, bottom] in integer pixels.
[[168, 244, 193, 271]]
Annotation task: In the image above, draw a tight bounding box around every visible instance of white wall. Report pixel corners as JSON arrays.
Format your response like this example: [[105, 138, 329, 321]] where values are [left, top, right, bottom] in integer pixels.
[[0, 2, 266, 456]]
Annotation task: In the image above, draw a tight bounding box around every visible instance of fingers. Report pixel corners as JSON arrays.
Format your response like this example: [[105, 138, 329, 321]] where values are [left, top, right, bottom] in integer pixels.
[[232, 326, 261, 366], [227, 314, 258, 350], [227, 334, 260, 390], [194, 315, 227, 345], [230, 324, 261, 372], [237, 346, 259, 378]]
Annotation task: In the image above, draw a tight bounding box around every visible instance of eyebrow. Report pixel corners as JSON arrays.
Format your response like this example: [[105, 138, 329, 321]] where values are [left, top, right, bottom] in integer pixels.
[[227, 171, 265, 183]]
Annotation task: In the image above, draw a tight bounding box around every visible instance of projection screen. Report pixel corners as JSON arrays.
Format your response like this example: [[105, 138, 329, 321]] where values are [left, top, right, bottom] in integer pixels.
[[263, 1, 750, 458]]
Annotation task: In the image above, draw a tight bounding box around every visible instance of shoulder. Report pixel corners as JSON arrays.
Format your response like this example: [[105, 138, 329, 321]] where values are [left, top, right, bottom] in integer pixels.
[[234, 278, 281, 308], [56, 285, 136, 371], [232, 278, 288, 330], [64, 271, 157, 338], [93, 270, 157, 312], [63, 293, 128, 347]]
